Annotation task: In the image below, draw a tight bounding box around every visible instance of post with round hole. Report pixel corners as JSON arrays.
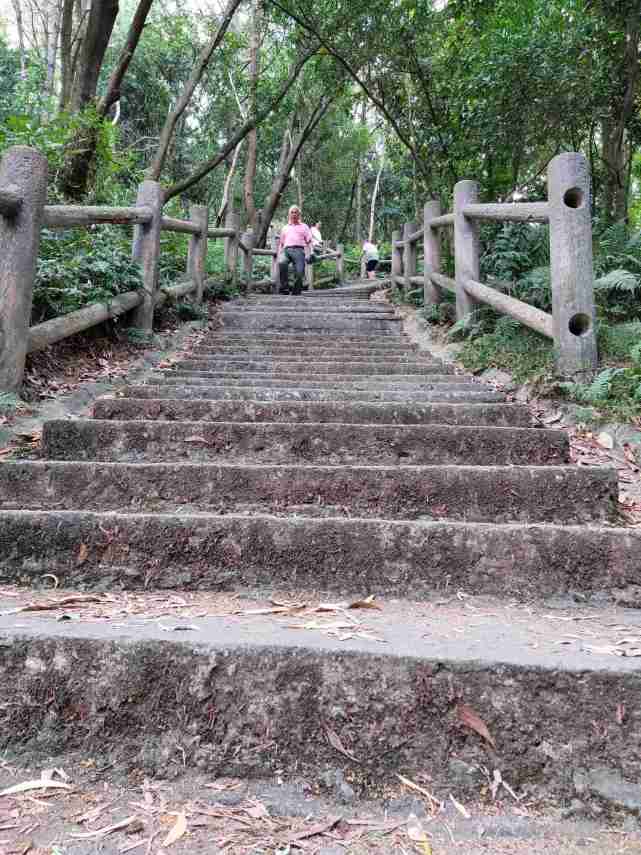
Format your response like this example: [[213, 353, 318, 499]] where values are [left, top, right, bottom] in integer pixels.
[[132, 179, 163, 334], [270, 235, 280, 292], [454, 180, 480, 321], [336, 243, 344, 284], [0, 146, 48, 393], [187, 204, 208, 304], [391, 229, 402, 291], [403, 221, 418, 298], [423, 201, 442, 308], [548, 152, 598, 376]]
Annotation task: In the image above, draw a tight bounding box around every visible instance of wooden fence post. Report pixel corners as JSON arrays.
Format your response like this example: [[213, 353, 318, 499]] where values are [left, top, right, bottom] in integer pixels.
[[403, 221, 418, 297], [391, 229, 402, 290], [336, 244, 344, 284], [270, 235, 280, 292], [454, 180, 480, 320], [187, 203, 208, 304], [547, 153, 598, 376], [423, 201, 442, 308], [242, 230, 254, 293], [306, 254, 315, 290], [132, 179, 163, 334], [225, 210, 240, 288], [0, 146, 48, 393]]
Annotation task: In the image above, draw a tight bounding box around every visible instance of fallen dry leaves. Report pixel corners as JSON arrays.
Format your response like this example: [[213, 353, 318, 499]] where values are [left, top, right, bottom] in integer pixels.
[[456, 704, 496, 750]]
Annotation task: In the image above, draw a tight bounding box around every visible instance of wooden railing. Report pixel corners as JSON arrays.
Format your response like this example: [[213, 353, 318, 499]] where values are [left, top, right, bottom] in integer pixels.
[[0, 144, 344, 393], [391, 152, 598, 376], [239, 231, 344, 292]]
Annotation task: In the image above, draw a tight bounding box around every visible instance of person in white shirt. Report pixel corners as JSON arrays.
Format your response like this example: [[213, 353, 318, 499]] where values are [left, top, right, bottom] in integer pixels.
[[362, 239, 379, 280], [310, 222, 323, 263]]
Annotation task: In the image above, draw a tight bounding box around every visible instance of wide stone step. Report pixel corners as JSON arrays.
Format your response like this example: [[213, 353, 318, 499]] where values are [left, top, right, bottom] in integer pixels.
[[152, 374, 476, 393], [0, 461, 616, 524], [42, 419, 567, 465], [2, 595, 639, 810], [94, 398, 533, 427], [192, 346, 424, 360], [0, 511, 637, 601], [221, 312, 402, 335], [118, 383, 505, 404], [229, 301, 394, 314], [170, 359, 453, 375], [203, 332, 414, 347]]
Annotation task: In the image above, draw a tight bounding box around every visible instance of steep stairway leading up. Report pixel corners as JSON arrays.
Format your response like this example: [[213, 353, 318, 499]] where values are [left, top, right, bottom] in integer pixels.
[[1, 283, 640, 815]]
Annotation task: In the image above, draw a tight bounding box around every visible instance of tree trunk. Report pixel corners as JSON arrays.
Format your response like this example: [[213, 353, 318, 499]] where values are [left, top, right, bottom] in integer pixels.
[[10, 0, 27, 79], [354, 97, 366, 241], [217, 143, 243, 226], [243, 0, 262, 233], [69, 0, 119, 112], [601, 0, 641, 224], [369, 151, 383, 241], [256, 96, 334, 247], [147, 0, 243, 181], [97, 0, 155, 117], [58, 0, 74, 109], [46, 0, 63, 102]]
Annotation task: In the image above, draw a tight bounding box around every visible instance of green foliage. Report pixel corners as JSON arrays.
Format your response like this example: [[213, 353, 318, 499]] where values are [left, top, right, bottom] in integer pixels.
[[33, 227, 142, 323], [557, 347, 641, 421], [459, 316, 554, 384], [172, 301, 210, 321]]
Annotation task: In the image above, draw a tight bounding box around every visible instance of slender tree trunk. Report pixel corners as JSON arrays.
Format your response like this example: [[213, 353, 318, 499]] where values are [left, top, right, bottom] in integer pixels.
[[243, 0, 262, 232], [69, 0, 119, 112], [601, 0, 641, 224], [58, 0, 74, 109], [10, 0, 27, 79], [46, 0, 63, 102], [97, 0, 155, 117], [217, 144, 243, 225], [256, 96, 334, 246], [368, 151, 383, 242], [147, 0, 243, 181], [354, 97, 366, 241]]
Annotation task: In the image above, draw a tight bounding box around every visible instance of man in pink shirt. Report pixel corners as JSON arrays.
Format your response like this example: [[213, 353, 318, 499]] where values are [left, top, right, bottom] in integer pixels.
[[278, 205, 313, 295]]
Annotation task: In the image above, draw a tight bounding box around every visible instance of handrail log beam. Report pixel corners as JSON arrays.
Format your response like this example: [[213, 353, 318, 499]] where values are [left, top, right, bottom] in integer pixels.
[[161, 216, 202, 236], [43, 206, 153, 228], [428, 213, 455, 229], [462, 202, 550, 223], [463, 276, 554, 339]]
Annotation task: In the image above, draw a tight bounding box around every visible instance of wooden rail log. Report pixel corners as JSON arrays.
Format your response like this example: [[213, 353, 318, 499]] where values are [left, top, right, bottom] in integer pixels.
[[463, 277, 554, 338], [160, 216, 202, 235], [208, 228, 235, 239], [43, 206, 153, 228], [429, 272, 456, 294], [0, 185, 22, 218], [27, 291, 143, 353], [462, 202, 550, 223], [428, 213, 455, 229]]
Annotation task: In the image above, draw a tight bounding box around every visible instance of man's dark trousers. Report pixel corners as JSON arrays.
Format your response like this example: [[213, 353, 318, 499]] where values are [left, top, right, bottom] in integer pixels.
[[279, 246, 306, 294]]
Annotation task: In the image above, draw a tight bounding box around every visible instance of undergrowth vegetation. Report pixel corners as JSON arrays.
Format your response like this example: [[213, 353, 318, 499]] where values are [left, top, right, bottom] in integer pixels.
[[414, 221, 641, 423]]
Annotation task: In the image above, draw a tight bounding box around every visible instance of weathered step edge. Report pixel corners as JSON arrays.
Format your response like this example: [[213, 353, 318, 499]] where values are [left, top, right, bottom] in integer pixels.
[[1, 622, 640, 814], [0, 511, 638, 602], [0, 461, 618, 524]]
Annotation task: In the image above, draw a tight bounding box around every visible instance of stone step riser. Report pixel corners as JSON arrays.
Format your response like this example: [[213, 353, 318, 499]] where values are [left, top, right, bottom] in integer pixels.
[[171, 360, 452, 376], [42, 420, 568, 466], [0, 461, 617, 524], [4, 626, 638, 807], [0, 511, 637, 601], [221, 313, 402, 335], [191, 348, 423, 360], [93, 398, 533, 428], [228, 303, 394, 314], [120, 384, 506, 404], [151, 375, 477, 393], [203, 334, 414, 346]]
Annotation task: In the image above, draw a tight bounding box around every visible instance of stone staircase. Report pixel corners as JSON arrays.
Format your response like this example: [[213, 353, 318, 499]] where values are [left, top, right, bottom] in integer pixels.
[[1, 283, 640, 818]]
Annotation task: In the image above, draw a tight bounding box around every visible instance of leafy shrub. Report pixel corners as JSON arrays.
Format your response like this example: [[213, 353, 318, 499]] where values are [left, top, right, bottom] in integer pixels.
[[33, 227, 142, 323]]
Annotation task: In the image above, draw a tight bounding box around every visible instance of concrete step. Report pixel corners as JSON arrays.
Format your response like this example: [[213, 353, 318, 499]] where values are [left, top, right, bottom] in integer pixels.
[[202, 332, 415, 347], [191, 346, 425, 360], [2, 594, 639, 812], [0, 510, 637, 601], [42, 419, 567, 465], [118, 383, 506, 404], [151, 374, 478, 393], [221, 312, 402, 335], [93, 398, 534, 427], [229, 301, 394, 314], [170, 359, 453, 376], [0, 460, 617, 524]]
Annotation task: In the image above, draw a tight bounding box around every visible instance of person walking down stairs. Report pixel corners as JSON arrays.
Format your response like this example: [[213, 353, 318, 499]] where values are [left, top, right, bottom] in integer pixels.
[[278, 205, 313, 295]]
